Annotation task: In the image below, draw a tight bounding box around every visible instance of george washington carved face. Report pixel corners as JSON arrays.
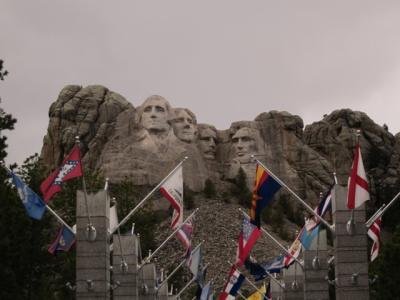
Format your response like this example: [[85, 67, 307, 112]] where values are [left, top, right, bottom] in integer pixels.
[[139, 95, 171, 133]]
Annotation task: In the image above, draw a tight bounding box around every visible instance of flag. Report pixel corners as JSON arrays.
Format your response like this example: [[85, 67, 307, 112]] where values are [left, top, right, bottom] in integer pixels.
[[300, 225, 320, 250], [160, 165, 183, 229], [284, 232, 302, 267], [177, 217, 194, 258], [245, 255, 285, 282], [305, 187, 333, 232], [261, 255, 285, 274], [244, 258, 268, 282], [48, 225, 76, 254], [347, 143, 369, 209], [219, 266, 245, 300], [237, 218, 261, 266], [9, 171, 46, 220], [246, 284, 267, 300], [40, 145, 83, 202], [187, 245, 202, 278], [109, 204, 118, 233], [250, 164, 282, 227], [200, 281, 212, 300], [368, 216, 382, 261]]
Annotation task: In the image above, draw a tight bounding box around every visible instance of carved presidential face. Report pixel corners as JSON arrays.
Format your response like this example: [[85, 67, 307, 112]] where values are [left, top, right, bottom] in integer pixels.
[[198, 127, 217, 159], [172, 109, 197, 143], [140, 96, 170, 133], [232, 127, 257, 163]]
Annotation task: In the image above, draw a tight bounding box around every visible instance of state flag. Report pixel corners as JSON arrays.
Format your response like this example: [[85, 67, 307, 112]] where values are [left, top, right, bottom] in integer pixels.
[[160, 165, 183, 229], [250, 164, 282, 227], [283, 231, 302, 267], [219, 266, 245, 300], [9, 171, 46, 220], [48, 225, 76, 254], [236, 218, 261, 266], [368, 216, 382, 261], [300, 225, 320, 250], [187, 245, 202, 279], [177, 216, 194, 258], [40, 145, 83, 202], [347, 143, 369, 209]]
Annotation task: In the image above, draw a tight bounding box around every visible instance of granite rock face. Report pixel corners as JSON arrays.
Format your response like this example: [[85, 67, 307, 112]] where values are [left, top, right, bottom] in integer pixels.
[[41, 86, 398, 207]]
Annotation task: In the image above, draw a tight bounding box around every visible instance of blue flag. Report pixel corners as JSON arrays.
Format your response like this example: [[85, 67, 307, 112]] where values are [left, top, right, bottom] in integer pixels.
[[10, 171, 46, 220], [300, 225, 320, 250], [200, 281, 211, 300], [48, 225, 76, 254], [261, 255, 285, 274]]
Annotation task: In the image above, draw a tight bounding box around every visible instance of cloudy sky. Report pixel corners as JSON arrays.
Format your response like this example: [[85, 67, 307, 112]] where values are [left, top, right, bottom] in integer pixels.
[[2, 1, 400, 165]]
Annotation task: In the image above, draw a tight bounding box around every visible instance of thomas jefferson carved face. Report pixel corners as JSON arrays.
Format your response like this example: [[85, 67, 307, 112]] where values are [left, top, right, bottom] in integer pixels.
[[198, 126, 217, 159], [232, 127, 257, 163], [171, 108, 197, 143], [140, 96, 170, 133]]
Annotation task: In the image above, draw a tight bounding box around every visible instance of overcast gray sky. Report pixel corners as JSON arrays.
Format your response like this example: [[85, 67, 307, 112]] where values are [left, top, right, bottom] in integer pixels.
[[2, 0, 400, 165]]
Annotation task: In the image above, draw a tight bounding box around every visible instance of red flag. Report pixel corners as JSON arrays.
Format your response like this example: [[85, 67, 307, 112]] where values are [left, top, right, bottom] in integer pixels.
[[367, 216, 382, 261], [40, 145, 83, 203], [236, 218, 261, 267], [283, 229, 303, 267], [347, 143, 369, 209], [160, 165, 183, 229]]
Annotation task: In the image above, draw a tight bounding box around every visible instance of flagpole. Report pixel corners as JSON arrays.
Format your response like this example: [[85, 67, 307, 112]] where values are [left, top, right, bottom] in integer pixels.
[[237, 290, 247, 300], [138, 208, 199, 271], [111, 157, 188, 235], [347, 130, 361, 235], [0, 162, 75, 234], [251, 156, 334, 233], [239, 208, 304, 269], [366, 191, 400, 228], [156, 241, 204, 292], [175, 263, 210, 298]]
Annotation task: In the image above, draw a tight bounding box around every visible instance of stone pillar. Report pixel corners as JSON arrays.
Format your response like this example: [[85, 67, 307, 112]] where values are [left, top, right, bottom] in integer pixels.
[[112, 234, 139, 299], [157, 282, 169, 300], [138, 263, 157, 300], [283, 263, 304, 300], [303, 229, 329, 300], [76, 190, 110, 299], [332, 185, 370, 299], [270, 277, 285, 300]]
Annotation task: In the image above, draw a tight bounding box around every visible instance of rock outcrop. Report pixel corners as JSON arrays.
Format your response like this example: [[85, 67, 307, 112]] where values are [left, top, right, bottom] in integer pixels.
[[41, 85, 399, 210]]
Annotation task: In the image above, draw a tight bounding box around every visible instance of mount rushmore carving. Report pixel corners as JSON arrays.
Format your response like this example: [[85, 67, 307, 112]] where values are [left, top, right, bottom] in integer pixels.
[[40, 85, 400, 208]]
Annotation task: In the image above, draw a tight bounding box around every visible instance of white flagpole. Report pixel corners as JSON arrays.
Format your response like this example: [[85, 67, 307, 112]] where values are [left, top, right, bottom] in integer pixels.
[[252, 156, 334, 233], [0, 162, 75, 234], [239, 208, 304, 269], [366, 190, 400, 227], [111, 157, 188, 235], [138, 208, 199, 271], [156, 241, 204, 292]]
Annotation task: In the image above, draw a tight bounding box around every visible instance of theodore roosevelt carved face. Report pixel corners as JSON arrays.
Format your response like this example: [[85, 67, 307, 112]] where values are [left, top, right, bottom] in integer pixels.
[[198, 125, 217, 159]]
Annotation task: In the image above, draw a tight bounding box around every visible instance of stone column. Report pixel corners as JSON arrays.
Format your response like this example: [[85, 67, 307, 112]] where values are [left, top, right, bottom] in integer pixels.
[[76, 190, 110, 299], [270, 276, 285, 300], [303, 229, 329, 300], [138, 263, 157, 300], [112, 234, 139, 299], [157, 282, 169, 300], [283, 263, 304, 300], [332, 185, 370, 299]]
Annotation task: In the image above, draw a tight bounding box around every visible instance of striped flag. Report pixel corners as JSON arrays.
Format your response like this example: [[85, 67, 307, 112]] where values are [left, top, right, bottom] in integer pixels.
[[347, 143, 369, 209], [367, 216, 382, 261], [160, 165, 183, 229], [177, 216, 194, 258], [236, 218, 261, 266], [305, 187, 332, 232], [284, 230, 303, 267], [219, 266, 245, 300]]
